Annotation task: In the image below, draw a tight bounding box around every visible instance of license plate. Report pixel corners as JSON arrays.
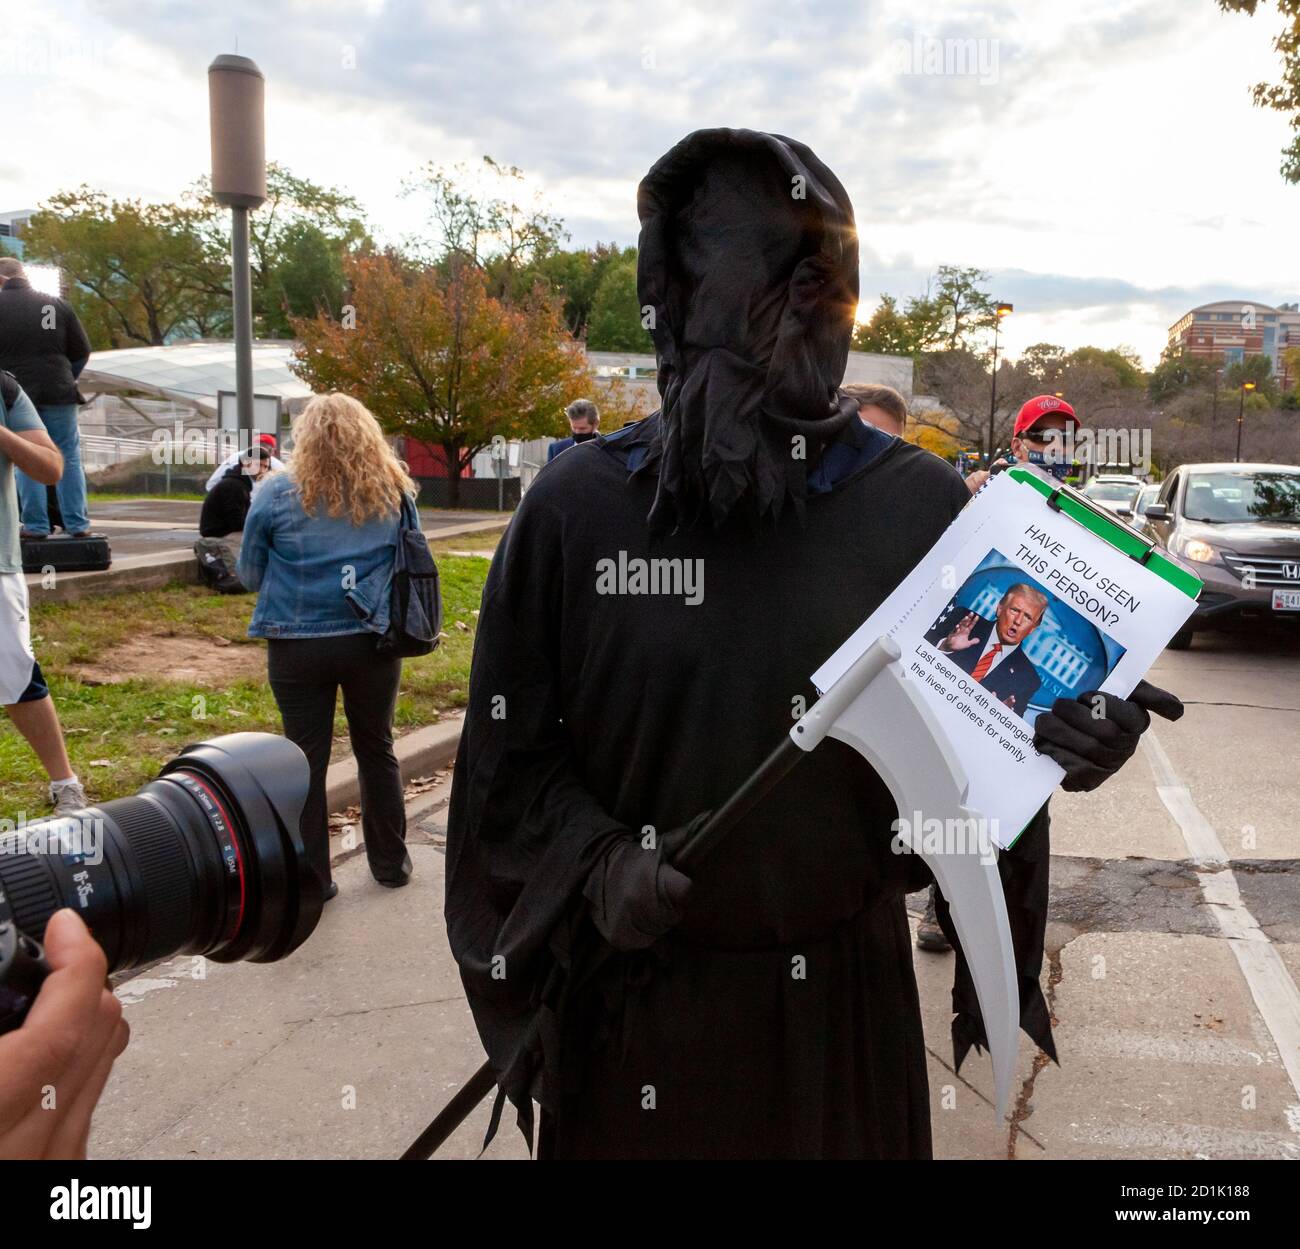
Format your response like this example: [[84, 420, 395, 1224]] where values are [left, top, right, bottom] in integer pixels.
[[1273, 588, 1300, 611]]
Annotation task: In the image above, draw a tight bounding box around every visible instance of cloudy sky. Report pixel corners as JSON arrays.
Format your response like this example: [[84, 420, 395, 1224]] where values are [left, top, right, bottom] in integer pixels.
[[2, 0, 1296, 365]]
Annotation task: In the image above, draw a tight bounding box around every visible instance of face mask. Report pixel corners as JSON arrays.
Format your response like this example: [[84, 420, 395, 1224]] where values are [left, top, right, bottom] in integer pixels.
[[572, 431, 597, 444], [1022, 448, 1071, 480]]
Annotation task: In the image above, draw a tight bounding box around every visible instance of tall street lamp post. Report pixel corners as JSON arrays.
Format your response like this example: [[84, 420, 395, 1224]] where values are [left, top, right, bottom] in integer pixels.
[[208, 54, 267, 444], [1210, 365, 1221, 454], [986, 302, 1013, 462], [1235, 380, 1256, 462]]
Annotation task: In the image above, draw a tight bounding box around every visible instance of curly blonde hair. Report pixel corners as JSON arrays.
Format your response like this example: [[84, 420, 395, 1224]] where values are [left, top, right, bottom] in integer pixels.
[[289, 393, 416, 525]]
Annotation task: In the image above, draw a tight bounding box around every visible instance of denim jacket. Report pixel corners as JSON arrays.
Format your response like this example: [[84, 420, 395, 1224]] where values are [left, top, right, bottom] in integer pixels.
[[237, 473, 403, 639]]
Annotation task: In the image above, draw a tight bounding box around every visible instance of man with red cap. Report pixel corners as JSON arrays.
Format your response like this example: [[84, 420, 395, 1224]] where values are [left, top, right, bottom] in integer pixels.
[[204, 432, 285, 493], [918, 394, 1081, 951], [962, 394, 1080, 494]]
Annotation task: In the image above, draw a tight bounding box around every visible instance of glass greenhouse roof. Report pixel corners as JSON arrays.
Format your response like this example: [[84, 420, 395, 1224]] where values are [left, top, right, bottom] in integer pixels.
[[79, 340, 315, 414]]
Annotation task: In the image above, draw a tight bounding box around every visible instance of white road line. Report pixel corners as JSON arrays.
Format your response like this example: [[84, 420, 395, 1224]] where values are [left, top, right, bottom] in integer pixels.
[[1141, 729, 1300, 1114]]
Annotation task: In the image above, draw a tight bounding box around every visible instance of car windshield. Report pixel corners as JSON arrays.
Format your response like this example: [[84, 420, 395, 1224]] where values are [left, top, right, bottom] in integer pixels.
[[1135, 487, 1158, 515], [1182, 470, 1300, 524], [1085, 482, 1140, 504]]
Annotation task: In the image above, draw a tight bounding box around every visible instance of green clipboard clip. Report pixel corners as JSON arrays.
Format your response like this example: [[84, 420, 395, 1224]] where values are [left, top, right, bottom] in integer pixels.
[[1007, 467, 1203, 601]]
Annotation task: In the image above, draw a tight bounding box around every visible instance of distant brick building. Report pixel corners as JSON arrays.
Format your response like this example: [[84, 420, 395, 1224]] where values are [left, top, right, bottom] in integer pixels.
[[1167, 300, 1300, 391]]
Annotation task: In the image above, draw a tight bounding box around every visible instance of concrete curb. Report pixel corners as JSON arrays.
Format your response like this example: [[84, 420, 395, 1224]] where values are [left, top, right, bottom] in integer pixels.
[[27, 551, 199, 604], [323, 714, 463, 815]]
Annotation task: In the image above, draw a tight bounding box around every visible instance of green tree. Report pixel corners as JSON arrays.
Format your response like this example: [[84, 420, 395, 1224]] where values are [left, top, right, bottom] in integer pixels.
[[22, 187, 227, 347], [855, 266, 996, 358], [260, 220, 348, 335], [932, 264, 998, 351], [1284, 345, 1300, 406], [1226, 352, 1280, 400], [1019, 342, 1066, 388], [188, 163, 369, 337], [523, 243, 629, 338], [1219, 1, 1300, 182], [586, 256, 653, 351], [851, 293, 945, 356], [1149, 349, 1221, 402], [1064, 345, 1144, 389], [402, 155, 566, 301]]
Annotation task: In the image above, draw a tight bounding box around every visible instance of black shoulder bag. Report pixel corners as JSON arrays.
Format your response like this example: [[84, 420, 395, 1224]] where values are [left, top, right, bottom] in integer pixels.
[[376, 493, 442, 658]]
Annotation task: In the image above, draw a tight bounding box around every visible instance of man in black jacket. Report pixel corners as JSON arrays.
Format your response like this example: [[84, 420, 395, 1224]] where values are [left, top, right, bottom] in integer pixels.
[[199, 448, 270, 538], [0, 258, 93, 540]]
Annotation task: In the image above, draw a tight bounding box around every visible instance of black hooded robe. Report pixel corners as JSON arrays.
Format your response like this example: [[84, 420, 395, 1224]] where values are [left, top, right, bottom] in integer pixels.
[[446, 425, 988, 1159], [444, 129, 1052, 1160]]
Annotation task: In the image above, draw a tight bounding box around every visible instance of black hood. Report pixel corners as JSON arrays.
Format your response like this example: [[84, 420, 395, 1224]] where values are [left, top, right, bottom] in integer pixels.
[[635, 128, 860, 534]]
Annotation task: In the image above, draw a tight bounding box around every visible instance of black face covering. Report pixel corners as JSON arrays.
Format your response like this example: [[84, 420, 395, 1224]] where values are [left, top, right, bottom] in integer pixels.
[[572, 430, 597, 444], [635, 128, 860, 534]]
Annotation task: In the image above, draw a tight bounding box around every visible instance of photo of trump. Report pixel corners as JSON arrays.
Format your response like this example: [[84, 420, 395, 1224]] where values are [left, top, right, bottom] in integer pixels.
[[924, 583, 1047, 714], [922, 551, 1126, 725]]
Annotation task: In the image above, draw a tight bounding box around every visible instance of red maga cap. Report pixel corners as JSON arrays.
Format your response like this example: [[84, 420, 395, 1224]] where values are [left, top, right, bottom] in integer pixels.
[[1014, 394, 1079, 437], [256, 433, 278, 448]]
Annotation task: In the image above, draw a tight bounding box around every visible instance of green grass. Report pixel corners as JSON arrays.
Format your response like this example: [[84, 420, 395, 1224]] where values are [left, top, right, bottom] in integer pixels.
[[2, 558, 490, 817]]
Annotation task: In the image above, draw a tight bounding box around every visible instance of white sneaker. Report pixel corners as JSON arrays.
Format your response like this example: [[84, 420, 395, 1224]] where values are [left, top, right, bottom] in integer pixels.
[[50, 780, 89, 815]]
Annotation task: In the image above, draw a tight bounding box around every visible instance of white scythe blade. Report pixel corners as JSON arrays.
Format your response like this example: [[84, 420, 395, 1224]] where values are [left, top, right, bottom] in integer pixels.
[[791, 635, 1021, 1122]]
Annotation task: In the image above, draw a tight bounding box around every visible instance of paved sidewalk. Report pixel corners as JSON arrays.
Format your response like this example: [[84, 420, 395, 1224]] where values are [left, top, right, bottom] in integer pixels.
[[90, 781, 527, 1160], [88, 635, 1300, 1160]]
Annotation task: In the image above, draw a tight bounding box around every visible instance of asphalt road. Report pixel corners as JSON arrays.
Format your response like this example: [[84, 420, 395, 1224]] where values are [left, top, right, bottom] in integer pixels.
[[88, 627, 1300, 1160]]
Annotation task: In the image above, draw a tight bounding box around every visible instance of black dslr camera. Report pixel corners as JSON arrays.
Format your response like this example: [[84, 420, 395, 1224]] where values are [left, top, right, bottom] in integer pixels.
[[0, 733, 321, 1036]]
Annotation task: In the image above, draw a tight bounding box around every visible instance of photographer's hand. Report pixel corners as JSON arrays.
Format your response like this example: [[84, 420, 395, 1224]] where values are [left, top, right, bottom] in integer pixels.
[[0, 910, 129, 1160]]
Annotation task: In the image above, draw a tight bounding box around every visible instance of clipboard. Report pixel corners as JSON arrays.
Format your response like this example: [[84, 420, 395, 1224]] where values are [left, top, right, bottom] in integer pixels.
[[810, 464, 1203, 850], [1006, 467, 1203, 601]]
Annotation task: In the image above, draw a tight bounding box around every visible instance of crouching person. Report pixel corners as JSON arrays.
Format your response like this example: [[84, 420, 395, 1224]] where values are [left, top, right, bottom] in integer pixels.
[[193, 446, 272, 593]]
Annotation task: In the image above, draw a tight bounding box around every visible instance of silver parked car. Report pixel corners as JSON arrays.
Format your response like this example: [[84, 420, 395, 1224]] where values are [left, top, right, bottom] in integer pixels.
[[1082, 474, 1144, 517], [1142, 463, 1300, 648]]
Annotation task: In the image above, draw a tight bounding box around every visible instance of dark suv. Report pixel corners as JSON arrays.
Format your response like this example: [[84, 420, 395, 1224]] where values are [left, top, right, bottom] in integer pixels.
[[1142, 463, 1300, 648]]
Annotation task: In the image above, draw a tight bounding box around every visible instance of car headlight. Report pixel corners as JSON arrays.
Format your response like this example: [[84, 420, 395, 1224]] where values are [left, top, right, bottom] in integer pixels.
[[1181, 539, 1219, 563]]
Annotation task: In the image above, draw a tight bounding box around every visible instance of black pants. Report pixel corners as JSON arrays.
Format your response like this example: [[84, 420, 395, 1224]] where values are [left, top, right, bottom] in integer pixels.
[[267, 633, 411, 887]]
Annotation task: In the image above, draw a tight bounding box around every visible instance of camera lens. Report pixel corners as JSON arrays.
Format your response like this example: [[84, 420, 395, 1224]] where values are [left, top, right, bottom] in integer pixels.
[[0, 732, 323, 976]]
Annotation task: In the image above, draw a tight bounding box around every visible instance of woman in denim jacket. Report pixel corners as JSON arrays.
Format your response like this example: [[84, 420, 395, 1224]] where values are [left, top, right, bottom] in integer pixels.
[[238, 393, 415, 898]]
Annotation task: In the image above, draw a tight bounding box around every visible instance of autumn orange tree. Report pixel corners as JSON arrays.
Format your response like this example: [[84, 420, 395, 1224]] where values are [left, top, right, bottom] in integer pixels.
[[291, 252, 589, 504]]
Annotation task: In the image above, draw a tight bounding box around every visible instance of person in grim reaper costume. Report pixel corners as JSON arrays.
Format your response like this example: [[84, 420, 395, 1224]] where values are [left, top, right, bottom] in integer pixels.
[[444, 129, 1182, 1159]]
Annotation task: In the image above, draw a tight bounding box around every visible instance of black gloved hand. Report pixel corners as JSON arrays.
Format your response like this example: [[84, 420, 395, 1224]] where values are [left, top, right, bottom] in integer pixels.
[[582, 820, 701, 952], [1032, 679, 1184, 793]]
